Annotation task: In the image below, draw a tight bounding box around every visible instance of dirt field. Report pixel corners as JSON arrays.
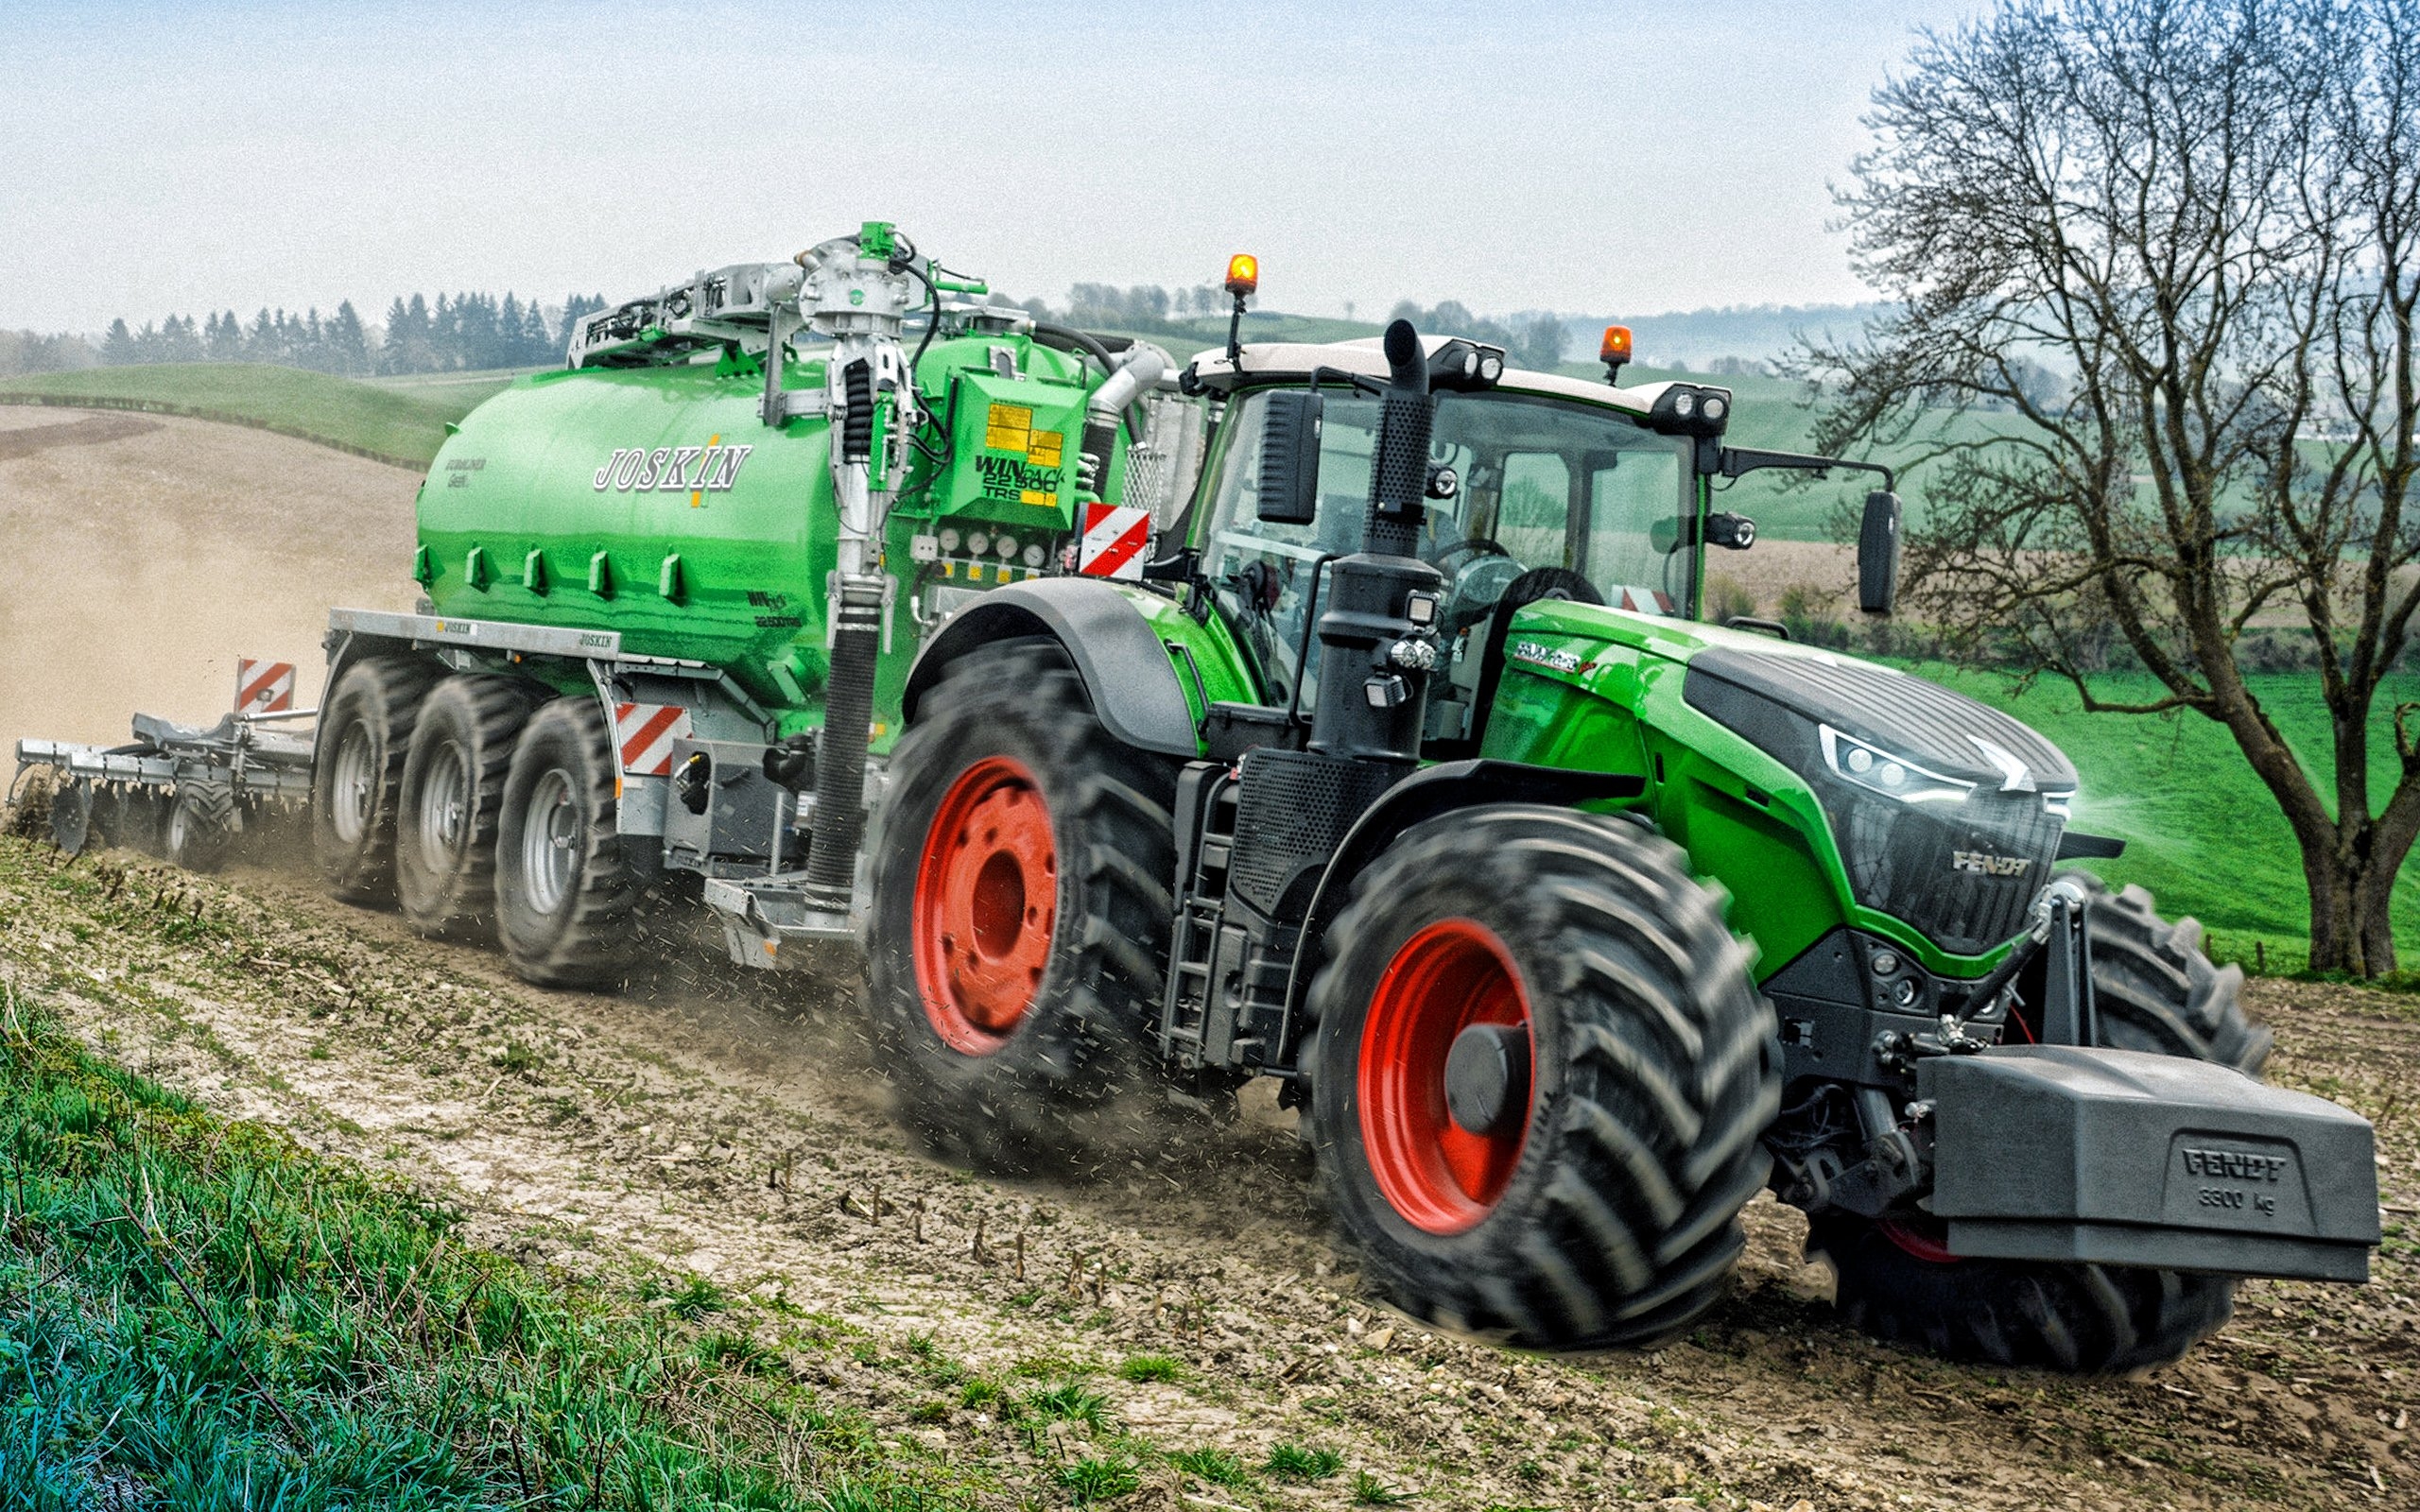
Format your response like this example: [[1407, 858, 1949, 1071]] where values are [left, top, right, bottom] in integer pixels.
[[0, 835, 2410, 1511], [2, 412, 2411, 1508], [0, 405, 417, 762]]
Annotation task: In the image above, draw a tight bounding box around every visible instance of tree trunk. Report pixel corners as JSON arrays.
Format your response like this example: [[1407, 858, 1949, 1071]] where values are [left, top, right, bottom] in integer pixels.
[[2301, 823, 2416, 978]]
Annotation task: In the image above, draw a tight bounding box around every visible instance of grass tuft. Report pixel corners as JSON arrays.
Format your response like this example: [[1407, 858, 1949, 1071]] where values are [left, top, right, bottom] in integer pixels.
[[1170, 1446, 1254, 1487], [1056, 1455, 1141, 1503], [1115, 1352, 1184, 1383], [1265, 1441, 1344, 1480], [1023, 1382, 1110, 1429]]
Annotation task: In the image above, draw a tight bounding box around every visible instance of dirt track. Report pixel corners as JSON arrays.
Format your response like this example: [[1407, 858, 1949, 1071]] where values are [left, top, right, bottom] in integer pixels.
[[1, 413, 2413, 1508]]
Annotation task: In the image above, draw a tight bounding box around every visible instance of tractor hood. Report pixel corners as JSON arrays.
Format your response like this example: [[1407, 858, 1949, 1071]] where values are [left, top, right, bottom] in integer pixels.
[[1681, 643, 2079, 799], [1662, 637, 2076, 955]]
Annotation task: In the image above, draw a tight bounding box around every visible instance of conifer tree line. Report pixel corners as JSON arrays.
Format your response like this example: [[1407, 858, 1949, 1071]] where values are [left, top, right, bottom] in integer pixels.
[[92, 293, 610, 376]]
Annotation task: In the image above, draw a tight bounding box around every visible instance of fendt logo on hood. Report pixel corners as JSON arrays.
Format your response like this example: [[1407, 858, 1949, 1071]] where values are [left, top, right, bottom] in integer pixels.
[[1952, 850, 2031, 878], [593, 443, 754, 495]]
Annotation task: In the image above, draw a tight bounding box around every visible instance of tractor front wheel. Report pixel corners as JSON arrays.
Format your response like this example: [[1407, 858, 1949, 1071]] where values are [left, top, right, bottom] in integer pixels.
[[1811, 874, 2256, 1372], [865, 640, 1177, 1173], [1307, 806, 1778, 1349]]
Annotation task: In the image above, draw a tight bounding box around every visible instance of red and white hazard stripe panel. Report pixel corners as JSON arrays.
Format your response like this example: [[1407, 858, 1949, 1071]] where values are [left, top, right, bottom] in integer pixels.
[[1612, 586, 1676, 616], [614, 702, 692, 777], [1077, 503, 1150, 581], [234, 659, 296, 713]]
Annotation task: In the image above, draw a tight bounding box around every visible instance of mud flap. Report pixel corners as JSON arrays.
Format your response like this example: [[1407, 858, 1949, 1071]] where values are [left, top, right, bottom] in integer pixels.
[[1920, 1046, 2378, 1282]]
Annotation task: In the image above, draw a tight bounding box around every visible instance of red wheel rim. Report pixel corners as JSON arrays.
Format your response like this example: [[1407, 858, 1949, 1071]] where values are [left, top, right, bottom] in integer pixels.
[[1877, 1212, 1962, 1265], [1358, 919, 1535, 1234], [912, 755, 1056, 1056]]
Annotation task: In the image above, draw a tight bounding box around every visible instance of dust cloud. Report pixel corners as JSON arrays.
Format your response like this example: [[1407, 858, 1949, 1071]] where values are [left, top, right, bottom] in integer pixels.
[[0, 407, 420, 765]]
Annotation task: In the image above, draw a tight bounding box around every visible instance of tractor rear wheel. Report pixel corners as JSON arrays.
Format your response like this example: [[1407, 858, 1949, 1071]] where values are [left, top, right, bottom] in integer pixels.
[[313, 655, 438, 902], [397, 675, 536, 939], [1811, 875, 2256, 1373], [865, 640, 1177, 1173], [493, 698, 637, 988], [1307, 806, 1778, 1349]]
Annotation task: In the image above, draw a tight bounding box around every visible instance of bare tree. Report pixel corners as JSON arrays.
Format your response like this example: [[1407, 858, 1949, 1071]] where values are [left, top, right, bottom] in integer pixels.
[[1807, 0, 2420, 975]]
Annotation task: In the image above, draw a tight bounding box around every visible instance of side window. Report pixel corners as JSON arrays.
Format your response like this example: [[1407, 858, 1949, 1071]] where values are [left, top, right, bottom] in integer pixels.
[[1582, 450, 1688, 614], [1495, 453, 1572, 569], [1198, 393, 1380, 704]]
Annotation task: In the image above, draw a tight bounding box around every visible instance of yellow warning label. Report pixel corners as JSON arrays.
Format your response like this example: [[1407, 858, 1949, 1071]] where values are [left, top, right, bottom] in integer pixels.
[[1028, 430, 1063, 465], [1019, 489, 1051, 507], [990, 404, 1033, 430], [985, 426, 1029, 454]]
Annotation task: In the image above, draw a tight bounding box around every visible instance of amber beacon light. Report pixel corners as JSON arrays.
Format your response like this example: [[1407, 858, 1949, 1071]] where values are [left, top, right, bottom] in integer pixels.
[[1599, 324, 1633, 383], [1223, 253, 1260, 297]]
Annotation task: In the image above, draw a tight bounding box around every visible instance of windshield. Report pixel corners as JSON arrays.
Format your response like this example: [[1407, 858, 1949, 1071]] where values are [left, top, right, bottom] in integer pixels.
[[1197, 387, 1695, 704]]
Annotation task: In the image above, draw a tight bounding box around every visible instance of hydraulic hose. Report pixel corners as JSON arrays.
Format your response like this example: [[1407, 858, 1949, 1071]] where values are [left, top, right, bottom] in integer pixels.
[[806, 584, 882, 897], [839, 359, 875, 464], [1030, 321, 1148, 439]]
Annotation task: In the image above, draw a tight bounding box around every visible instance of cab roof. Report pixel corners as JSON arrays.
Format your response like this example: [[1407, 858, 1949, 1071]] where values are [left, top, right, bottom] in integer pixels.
[[1181, 334, 1695, 421]]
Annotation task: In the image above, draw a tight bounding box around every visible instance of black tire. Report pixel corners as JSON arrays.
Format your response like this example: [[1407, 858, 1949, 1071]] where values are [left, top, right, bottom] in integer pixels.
[[2073, 871, 2271, 1073], [164, 782, 235, 874], [313, 655, 438, 902], [396, 675, 537, 939], [48, 778, 94, 856], [1307, 806, 1778, 1349], [1812, 875, 2257, 1373], [864, 640, 1178, 1173], [493, 697, 636, 988]]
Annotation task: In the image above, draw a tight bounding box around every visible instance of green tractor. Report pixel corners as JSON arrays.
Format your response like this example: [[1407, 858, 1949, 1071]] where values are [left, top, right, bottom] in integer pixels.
[[863, 273, 2377, 1372], [27, 225, 2367, 1373]]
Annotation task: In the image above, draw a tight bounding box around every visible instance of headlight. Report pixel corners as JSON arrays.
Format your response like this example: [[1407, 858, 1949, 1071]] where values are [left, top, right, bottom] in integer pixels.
[[1819, 725, 1973, 805]]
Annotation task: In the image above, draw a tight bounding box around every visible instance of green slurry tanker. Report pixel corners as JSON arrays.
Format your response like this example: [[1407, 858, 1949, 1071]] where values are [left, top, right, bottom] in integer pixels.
[[17, 224, 2382, 1372]]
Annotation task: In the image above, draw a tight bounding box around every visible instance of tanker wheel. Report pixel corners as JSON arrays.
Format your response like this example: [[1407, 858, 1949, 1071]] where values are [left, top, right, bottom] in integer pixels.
[[1810, 874, 2256, 1373], [48, 778, 95, 856], [313, 655, 438, 903], [865, 639, 1177, 1174], [1307, 806, 1779, 1349], [164, 782, 235, 874], [493, 697, 636, 988], [396, 675, 537, 939]]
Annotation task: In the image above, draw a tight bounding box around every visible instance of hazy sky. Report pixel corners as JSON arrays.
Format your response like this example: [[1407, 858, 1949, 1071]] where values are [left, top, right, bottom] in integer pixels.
[[2, 1, 1989, 334]]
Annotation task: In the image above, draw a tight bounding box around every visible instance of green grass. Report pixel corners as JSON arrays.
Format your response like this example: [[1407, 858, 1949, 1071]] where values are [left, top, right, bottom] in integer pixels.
[[1904, 665, 2420, 971], [1114, 1353, 1184, 1383], [1264, 1442, 1343, 1481], [0, 988, 956, 1509], [1168, 1447, 1253, 1487], [0, 363, 487, 467]]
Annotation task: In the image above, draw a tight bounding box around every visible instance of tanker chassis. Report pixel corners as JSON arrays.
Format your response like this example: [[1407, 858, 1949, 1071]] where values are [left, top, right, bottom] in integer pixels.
[[16, 225, 2381, 1373]]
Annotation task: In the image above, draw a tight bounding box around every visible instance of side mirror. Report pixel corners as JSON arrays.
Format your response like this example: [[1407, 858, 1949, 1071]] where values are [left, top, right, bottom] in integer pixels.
[[1858, 490, 1903, 614], [1255, 388, 1323, 524]]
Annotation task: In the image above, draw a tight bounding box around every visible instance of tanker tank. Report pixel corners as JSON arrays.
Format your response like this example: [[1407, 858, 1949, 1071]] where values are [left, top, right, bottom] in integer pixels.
[[414, 314, 1167, 740]]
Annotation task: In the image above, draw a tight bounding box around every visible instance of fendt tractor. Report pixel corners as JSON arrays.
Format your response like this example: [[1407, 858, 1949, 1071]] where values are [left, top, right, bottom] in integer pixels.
[[18, 225, 2381, 1373]]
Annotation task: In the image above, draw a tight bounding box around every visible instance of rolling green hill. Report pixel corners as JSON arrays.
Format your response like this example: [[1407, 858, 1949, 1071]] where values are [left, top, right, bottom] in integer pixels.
[[0, 363, 485, 468]]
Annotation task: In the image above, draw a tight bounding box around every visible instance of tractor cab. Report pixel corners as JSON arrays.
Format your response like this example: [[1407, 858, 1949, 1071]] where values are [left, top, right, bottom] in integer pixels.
[[1179, 335, 1790, 754]]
